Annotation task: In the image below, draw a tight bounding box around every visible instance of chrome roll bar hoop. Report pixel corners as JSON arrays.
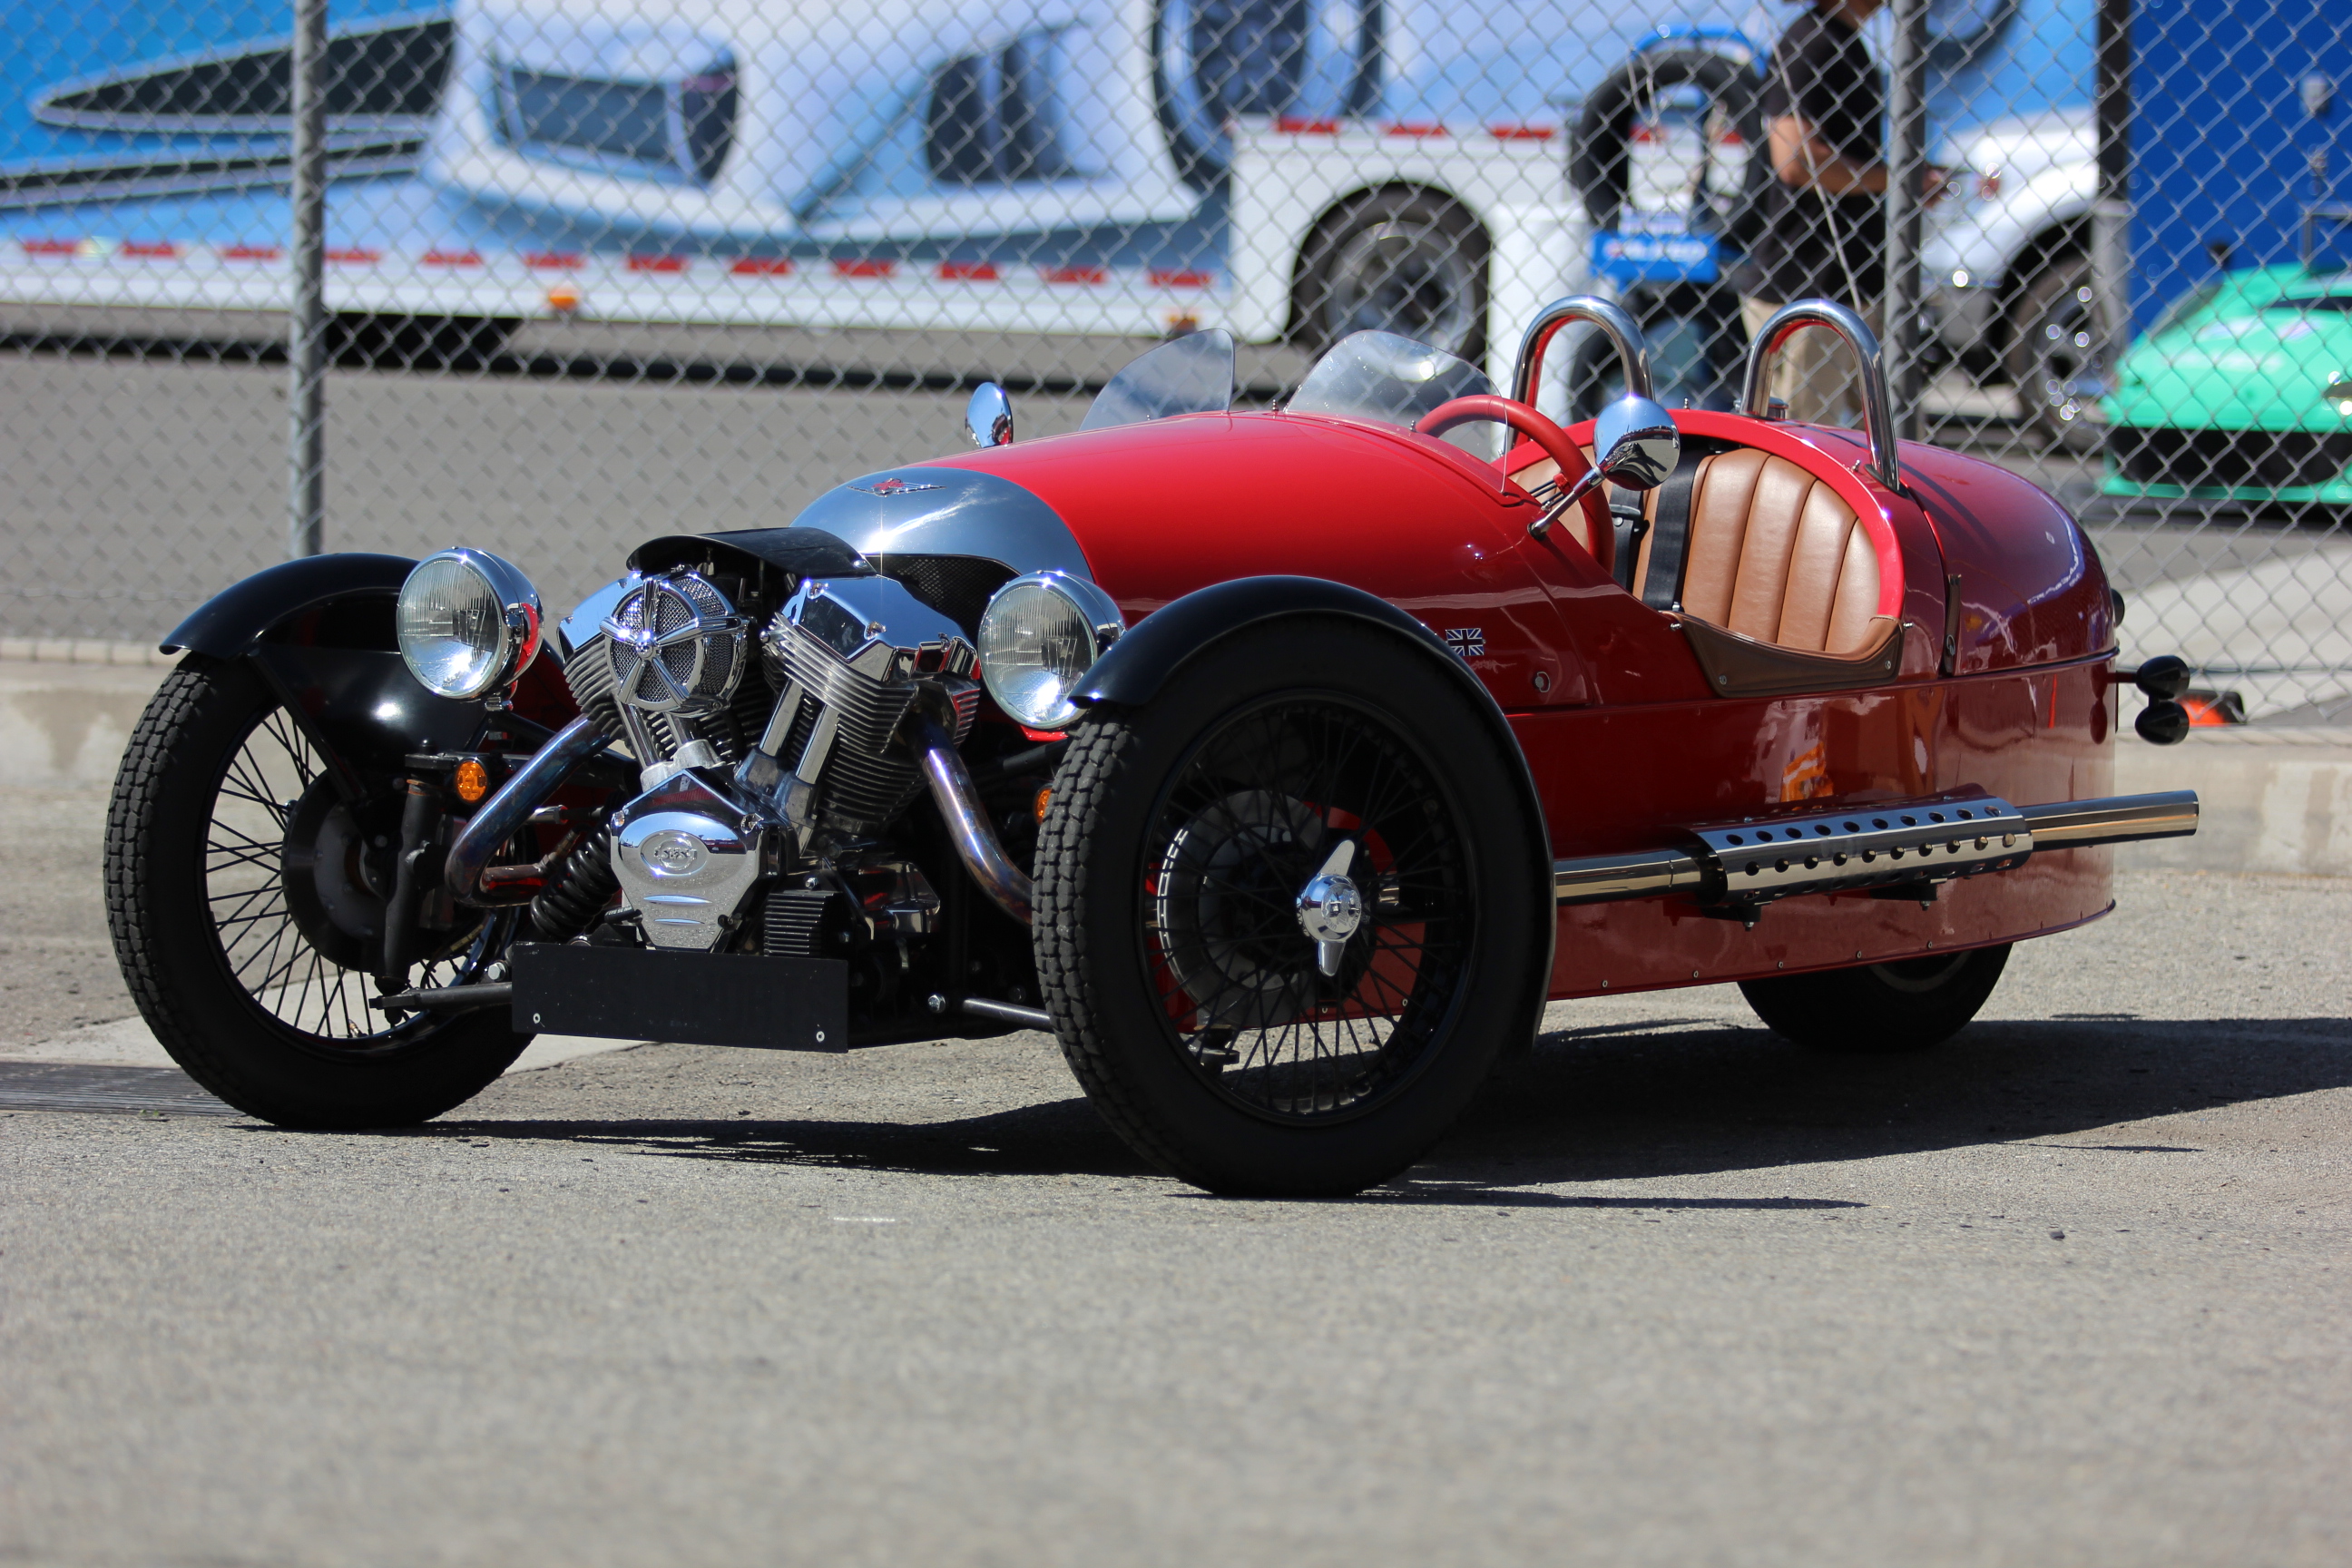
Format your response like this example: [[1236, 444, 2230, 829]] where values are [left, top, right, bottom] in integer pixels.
[[1511, 296, 1652, 407], [1740, 299, 1902, 491]]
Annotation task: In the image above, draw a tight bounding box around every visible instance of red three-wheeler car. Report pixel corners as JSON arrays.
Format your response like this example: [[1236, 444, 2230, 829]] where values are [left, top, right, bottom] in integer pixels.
[[105, 296, 2199, 1195]]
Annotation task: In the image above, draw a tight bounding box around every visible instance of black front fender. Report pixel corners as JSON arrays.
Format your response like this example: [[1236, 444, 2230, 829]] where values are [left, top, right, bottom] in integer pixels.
[[1073, 575, 1467, 710], [161, 552, 417, 657], [163, 552, 488, 775]]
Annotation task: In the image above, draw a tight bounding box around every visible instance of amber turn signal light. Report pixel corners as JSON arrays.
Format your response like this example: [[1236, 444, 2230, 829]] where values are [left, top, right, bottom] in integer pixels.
[[455, 758, 492, 804], [1034, 786, 1052, 822]]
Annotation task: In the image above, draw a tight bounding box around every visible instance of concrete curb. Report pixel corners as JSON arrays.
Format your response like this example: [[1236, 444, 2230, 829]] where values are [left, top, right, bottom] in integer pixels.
[[5, 647, 2344, 873], [0, 637, 179, 669], [2116, 728, 2352, 876]]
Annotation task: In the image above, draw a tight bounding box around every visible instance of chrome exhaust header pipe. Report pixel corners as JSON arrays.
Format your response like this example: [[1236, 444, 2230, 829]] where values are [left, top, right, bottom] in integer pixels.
[[1552, 847, 1709, 904], [1553, 789, 2198, 909], [446, 715, 612, 906], [910, 713, 1034, 926]]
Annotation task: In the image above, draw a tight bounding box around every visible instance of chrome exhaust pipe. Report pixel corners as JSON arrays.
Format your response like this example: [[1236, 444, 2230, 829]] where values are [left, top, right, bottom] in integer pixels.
[[910, 713, 1034, 925], [446, 715, 612, 906], [2018, 789, 2200, 849], [1553, 789, 2198, 909], [1552, 847, 1708, 904]]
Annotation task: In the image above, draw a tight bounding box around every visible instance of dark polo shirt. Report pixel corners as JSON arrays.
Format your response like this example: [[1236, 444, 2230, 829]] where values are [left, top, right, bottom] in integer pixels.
[[1738, 8, 1886, 303]]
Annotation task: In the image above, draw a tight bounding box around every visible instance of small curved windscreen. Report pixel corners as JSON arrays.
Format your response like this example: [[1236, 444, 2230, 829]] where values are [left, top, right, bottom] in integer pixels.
[[1079, 328, 1238, 430], [1288, 330, 1504, 460]]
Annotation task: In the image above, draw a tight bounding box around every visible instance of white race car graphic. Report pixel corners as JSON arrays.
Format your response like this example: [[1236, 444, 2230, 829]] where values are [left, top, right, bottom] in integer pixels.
[[422, 0, 1788, 242]]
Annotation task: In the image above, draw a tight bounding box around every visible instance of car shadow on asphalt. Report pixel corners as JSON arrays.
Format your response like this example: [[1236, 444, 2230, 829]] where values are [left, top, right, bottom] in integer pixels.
[[416, 1095, 1157, 1180], [1423, 1013, 2352, 1193], [379, 1013, 2352, 1197]]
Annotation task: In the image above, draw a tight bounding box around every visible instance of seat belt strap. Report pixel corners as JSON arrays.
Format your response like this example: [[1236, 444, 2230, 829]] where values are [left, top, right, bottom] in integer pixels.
[[1641, 458, 1701, 612], [1611, 501, 1648, 593]]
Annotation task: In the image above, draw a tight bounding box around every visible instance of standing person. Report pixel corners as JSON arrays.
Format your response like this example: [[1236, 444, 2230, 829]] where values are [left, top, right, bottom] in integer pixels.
[[1735, 0, 1945, 425]]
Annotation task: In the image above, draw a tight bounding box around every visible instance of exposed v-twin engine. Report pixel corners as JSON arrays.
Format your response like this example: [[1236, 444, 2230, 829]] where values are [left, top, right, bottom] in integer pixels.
[[560, 568, 978, 951]]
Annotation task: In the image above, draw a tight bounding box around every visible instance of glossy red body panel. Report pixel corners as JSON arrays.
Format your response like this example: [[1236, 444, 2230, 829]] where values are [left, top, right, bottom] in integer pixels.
[[1894, 436, 2119, 673], [925, 412, 1577, 705], [920, 409, 2125, 1001]]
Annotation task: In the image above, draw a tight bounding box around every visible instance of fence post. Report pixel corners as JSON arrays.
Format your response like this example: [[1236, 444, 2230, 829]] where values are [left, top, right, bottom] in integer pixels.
[[1884, 0, 1930, 443], [286, 0, 328, 560], [2092, 0, 2133, 410]]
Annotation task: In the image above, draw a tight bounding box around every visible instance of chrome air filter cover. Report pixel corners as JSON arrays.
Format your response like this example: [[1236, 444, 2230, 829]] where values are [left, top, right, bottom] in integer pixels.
[[603, 571, 750, 717]]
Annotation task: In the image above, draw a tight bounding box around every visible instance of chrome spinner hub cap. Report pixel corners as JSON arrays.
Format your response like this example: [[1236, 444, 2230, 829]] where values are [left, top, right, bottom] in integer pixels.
[[1295, 840, 1364, 977]]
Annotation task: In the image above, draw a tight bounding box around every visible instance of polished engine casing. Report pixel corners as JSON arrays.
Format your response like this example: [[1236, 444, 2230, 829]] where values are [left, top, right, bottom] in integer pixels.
[[611, 769, 772, 950], [745, 573, 979, 840]]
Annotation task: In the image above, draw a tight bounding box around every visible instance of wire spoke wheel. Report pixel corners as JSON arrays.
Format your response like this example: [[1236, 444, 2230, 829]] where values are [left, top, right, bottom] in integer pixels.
[[1141, 696, 1472, 1122], [106, 658, 530, 1128], [201, 698, 493, 1054], [1034, 620, 1546, 1196]]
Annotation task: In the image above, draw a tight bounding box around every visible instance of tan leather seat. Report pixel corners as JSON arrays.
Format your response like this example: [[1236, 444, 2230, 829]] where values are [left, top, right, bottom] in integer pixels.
[[1675, 449, 1882, 657]]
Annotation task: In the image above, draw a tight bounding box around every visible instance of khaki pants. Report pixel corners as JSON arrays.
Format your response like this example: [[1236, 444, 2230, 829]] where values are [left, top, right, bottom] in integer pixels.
[[1739, 298, 1884, 427]]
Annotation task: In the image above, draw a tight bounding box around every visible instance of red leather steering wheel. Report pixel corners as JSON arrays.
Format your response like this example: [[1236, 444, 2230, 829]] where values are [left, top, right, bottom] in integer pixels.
[[1413, 394, 1613, 574]]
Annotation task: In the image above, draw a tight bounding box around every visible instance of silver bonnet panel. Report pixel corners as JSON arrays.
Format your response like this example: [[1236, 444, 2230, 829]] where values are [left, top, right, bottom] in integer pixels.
[[789, 467, 1092, 580]]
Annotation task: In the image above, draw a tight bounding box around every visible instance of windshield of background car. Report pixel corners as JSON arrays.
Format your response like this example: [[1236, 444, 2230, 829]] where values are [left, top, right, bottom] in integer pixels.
[[1078, 328, 1238, 430], [1287, 330, 1507, 464]]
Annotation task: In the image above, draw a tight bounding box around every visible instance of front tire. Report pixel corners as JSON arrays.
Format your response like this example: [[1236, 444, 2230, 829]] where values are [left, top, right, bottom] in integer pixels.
[[1739, 944, 2012, 1054], [104, 657, 531, 1127], [1034, 622, 1547, 1195]]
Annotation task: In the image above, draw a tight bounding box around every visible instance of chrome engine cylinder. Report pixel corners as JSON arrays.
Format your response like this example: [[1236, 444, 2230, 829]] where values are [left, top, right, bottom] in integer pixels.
[[747, 575, 979, 839], [558, 570, 775, 778]]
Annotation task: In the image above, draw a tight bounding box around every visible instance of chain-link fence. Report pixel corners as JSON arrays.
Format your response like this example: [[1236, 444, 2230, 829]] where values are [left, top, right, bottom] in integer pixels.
[[0, 0, 2345, 720]]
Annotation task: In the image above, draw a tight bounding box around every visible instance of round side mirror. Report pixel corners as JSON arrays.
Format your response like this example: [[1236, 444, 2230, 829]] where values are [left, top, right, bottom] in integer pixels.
[[965, 383, 1014, 448], [1593, 394, 1678, 491]]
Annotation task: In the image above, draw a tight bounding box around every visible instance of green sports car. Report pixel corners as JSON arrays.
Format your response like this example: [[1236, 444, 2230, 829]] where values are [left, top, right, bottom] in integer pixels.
[[2104, 258, 2352, 506]]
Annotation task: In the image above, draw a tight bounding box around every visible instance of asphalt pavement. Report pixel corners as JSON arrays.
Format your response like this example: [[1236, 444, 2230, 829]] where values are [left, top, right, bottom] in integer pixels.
[[1, 744, 2347, 1564], [2, 347, 2348, 1563]]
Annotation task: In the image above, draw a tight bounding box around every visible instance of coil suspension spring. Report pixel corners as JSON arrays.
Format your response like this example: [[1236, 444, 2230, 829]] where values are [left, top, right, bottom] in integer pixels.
[[529, 835, 618, 940]]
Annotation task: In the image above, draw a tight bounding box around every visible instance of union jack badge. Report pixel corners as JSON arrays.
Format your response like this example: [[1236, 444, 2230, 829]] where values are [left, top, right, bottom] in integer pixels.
[[1445, 627, 1485, 659]]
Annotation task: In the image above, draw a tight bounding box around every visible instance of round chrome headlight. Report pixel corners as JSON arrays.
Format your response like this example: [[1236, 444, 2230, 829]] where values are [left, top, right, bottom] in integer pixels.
[[976, 571, 1123, 730], [396, 548, 543, 701]]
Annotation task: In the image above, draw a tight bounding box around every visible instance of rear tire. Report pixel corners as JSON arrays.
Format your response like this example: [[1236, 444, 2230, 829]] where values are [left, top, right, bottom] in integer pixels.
[[104, 658, 530, 1128], [1739, 944, 2012, 1054], [1033, 622, 1547, 1195]]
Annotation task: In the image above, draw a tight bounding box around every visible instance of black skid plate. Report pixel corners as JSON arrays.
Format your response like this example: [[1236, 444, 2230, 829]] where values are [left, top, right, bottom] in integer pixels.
[[510, 944, 849, 1052]]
